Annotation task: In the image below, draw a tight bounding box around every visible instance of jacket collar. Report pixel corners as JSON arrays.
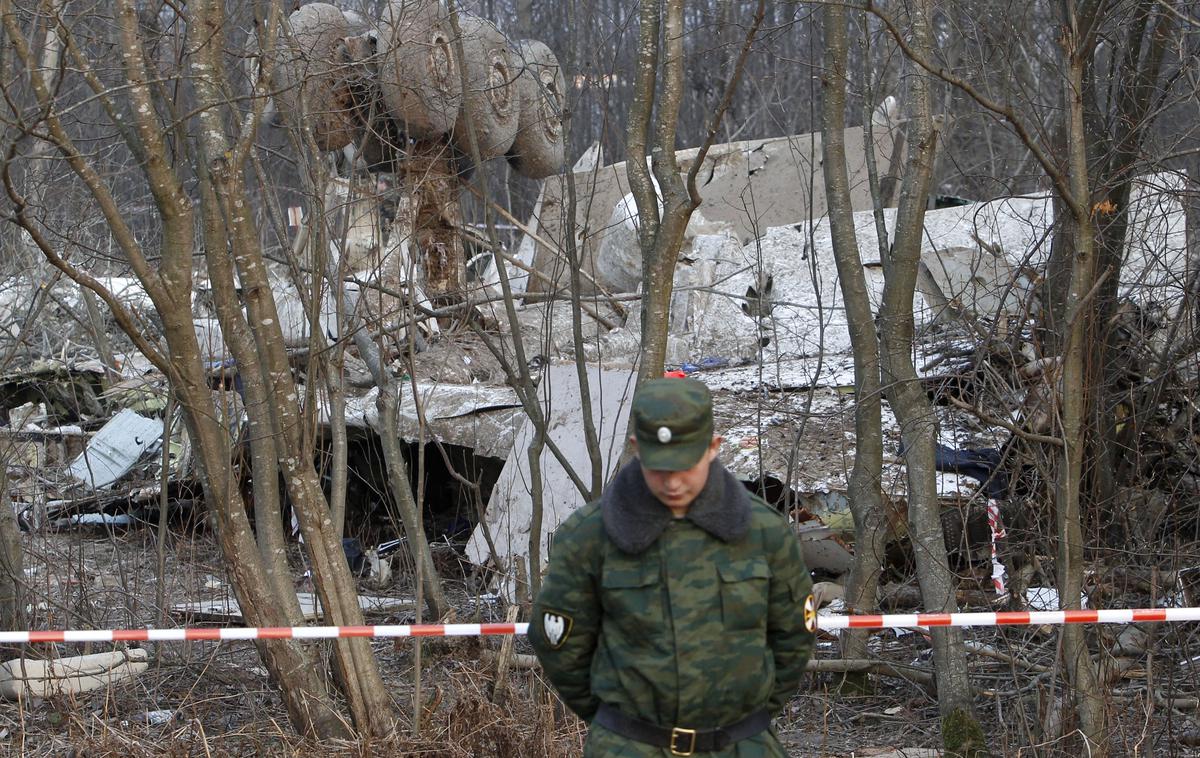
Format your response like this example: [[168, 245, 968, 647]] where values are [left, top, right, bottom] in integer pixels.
[[600, 459, 751, 554]]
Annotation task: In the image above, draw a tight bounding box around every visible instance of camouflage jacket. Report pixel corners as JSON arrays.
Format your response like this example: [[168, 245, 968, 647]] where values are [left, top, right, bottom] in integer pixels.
[[531, 461, 815, 756]]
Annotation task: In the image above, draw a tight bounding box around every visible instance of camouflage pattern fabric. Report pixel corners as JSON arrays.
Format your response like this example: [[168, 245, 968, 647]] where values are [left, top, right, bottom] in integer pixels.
[[531, 495, 814, 756]]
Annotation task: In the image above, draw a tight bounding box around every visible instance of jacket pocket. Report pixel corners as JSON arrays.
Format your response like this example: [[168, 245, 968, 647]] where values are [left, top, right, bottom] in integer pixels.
[[600, 563, 663, 640], [718, 558, 771, 631]]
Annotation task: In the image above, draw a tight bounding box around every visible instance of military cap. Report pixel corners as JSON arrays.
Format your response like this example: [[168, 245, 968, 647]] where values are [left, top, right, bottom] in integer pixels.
[[631, 377, 714, 471]]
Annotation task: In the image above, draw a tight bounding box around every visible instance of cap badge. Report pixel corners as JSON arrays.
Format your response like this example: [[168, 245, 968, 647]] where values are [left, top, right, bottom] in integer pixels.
[[657, 426, 672, 444]]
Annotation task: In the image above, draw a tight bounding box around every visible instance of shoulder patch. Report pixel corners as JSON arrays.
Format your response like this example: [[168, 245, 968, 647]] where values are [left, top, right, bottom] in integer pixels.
[[803, 594, 817, 634], [542, 610, 574, 649]]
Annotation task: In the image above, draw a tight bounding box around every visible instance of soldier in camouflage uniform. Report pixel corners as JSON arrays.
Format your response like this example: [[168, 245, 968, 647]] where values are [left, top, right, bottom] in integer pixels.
[[531, 378, 815, 756]]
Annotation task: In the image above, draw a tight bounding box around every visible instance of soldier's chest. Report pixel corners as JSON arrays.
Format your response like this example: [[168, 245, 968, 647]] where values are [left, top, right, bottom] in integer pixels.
[[600, 521, 771, 635]]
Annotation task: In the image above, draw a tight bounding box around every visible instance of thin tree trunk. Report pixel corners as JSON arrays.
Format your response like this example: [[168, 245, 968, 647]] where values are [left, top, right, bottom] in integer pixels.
[[1054, 11, 1108, 750], [325, 346, 349, 543], [155, 394, 175, 628], [188, 0, 394, 735], [626, 0, 765, 387], [877, 2, 988, 754], [0, 457, 23, 651], [820, 0, 888, 693], [635, 0, 693, 386], [197, 183, 300, 621]]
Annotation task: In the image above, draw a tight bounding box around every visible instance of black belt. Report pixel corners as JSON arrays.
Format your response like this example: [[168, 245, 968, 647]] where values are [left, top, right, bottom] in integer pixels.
[[593, 703, 771, 756]]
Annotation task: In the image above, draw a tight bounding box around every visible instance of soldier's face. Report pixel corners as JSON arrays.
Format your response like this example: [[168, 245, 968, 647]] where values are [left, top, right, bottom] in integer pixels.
[[632, 436, 722, 511]]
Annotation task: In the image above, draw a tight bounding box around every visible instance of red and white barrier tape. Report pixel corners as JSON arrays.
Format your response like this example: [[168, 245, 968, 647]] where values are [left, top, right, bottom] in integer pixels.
[[986, 499, 1007, 595], [4, 608, 1200, 643], [0, 623, 529, 645], [816, 607, 1200, 630]]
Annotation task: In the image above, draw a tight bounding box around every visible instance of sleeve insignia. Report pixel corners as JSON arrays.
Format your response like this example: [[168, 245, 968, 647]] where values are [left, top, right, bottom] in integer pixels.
[[803, 594, 817, 634], [543, 611, 574, 649]]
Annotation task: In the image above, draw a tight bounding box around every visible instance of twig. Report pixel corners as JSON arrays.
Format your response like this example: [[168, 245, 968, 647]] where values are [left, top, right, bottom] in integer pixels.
[[460, 183, 626, 323], [489, 605, 520, 704], [806, 658, 936, 689], [944, 394, 1065, 447], [963, 639, 1052, 673]]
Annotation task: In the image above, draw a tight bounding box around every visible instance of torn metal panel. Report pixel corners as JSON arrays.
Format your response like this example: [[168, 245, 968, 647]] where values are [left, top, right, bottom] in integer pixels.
[[527, 121, 900, 295], [465, 365, 637, 574], [399, 381, 522, 427], [796, 523, 855, 576], [0, 359, 106, 421], [918, 245, 1037, 322], [43, 483, 168, 523], [464, 368, 1003, 578], [329, 382, 523, 458], [657, 173, 1189, 389], [67, 409, 163, 489]]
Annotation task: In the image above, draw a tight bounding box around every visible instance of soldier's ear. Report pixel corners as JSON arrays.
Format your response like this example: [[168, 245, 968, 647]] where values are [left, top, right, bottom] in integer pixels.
[[708, 436, 723, 459], [627, 436, 639, 453]]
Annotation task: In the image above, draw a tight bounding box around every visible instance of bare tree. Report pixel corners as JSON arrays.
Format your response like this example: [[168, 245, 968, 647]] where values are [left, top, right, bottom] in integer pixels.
[[0, 0, 394, 737], [0, 452, 22, 645], [819, 0, 889, 695], [626, 0, 765, 384], [871, 0, 989, 752]]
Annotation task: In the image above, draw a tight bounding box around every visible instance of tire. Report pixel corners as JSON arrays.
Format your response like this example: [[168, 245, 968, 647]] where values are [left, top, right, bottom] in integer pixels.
[[270, 3, 369, 153], [506, 40, 566, 179], [449, 16, 519, 161], [378, 0, 461, 140]]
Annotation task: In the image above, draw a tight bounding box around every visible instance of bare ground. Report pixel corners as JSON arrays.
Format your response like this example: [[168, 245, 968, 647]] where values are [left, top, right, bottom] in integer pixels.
[[5, 525, 1200, 757]]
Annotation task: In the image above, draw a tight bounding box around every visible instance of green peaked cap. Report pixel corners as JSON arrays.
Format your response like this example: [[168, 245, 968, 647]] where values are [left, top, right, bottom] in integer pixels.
[[631, 377, 714, 471]]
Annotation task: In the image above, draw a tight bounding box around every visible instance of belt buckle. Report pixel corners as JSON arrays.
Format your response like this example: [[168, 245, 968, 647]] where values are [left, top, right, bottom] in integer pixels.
[[670, 727, 697, 756]]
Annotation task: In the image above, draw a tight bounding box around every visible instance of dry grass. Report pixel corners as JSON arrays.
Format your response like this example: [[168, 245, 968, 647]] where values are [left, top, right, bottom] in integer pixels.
[[2, 526, 588, 757], [6, 527, 1200, 756], [2, 643, 587, 757]]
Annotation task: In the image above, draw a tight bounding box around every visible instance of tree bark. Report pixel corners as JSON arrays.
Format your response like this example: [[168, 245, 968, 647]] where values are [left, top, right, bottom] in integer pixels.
[[0, 458, 23, 653], [876, 1, 988, 754], [187, 0, 396, 730], [626, 0, 764, 387], [820, 0, 888, 694], [1050, 7, 1109, 750]]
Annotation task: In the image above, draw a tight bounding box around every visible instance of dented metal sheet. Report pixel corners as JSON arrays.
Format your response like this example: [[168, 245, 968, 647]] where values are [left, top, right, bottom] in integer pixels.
[[680, 176, 1186, 385], [399, 381, 522, 423], [329, 382, 523, 458], [67, 409, 163, 489], [465, 365, 637, 573], [527, 121, 901, 296]]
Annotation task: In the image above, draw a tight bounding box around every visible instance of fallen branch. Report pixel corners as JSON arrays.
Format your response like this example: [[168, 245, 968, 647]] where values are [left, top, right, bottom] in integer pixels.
[[806, 658, 936, 689], [963, 639, 1051, 673]]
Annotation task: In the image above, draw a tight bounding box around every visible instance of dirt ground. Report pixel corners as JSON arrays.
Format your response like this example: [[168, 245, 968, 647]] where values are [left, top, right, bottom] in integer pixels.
[[4, 525, 1200, 757]]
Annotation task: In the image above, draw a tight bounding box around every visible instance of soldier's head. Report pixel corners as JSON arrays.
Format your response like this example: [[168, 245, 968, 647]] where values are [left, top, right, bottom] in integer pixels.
[[628, 378, 722, 511]]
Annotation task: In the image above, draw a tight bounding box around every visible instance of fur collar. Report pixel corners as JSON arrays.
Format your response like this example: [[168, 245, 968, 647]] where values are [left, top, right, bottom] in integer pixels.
[[600, 460, 751, 554]]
